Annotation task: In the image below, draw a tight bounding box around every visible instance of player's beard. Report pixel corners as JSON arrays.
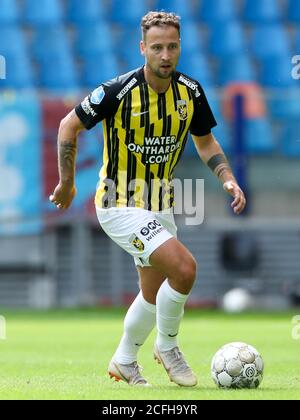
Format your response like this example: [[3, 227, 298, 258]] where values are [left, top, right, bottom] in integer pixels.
[[148, 62, 176, 79]]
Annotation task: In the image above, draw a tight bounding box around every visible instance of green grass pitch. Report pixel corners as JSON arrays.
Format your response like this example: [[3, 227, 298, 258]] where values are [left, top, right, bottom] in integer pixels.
[[0, 308, 300, 400]]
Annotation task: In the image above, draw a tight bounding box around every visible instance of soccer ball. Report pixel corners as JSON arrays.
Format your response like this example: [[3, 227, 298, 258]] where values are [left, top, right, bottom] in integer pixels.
[[222, 288, 253, 313], [211, 342, 264, 389]]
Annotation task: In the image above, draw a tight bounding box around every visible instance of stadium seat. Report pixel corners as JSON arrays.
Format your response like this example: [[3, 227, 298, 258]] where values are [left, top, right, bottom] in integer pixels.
[[260, 56, 298, 88], [218, 55, 256, 86], [67, 0, 106, 24], [0, 25, 27, 57], [295, 30, 300, 53], [208, 95, 232, 154], [23, 0, 63, 26], [280, 121, 300, 157], [245, 118, 274, 154], [243, 0, 281, 23], [76, 23, 115, 58], [32, 26, 71, 61], [180, 22, 204, 55], [153, 0, 195, 20], [81, 53, 120, 88], [178, 53, 213, 88], [287, 0, 300, 23], [250, 24, 291, 60], [1, 53, 34, 89], [199, 0, 237, 23], [0, 0, 19, 24], [109, 0, 148, 24], [209, 22, 247, 57], [39, 52, 78, 90], [117, 28, 144, 70], [267, 89, 300, 119]]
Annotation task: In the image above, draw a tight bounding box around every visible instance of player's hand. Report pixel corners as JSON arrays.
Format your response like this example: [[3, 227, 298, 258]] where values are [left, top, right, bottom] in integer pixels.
[[223, 181, 246, 215], [49, 183, 77, 210]]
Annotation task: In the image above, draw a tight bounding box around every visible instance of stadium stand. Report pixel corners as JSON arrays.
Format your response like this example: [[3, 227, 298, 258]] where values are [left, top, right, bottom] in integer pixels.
[[0, 0, 299, 156], [243, 0, 282, 23], [67, 0, 107, 24], [23, 0, 63, 26], [0, 0, 19, 24]]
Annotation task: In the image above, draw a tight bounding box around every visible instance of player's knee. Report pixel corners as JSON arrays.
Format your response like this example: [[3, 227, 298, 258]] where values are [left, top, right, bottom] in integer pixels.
[[175, 256, 197, 289]]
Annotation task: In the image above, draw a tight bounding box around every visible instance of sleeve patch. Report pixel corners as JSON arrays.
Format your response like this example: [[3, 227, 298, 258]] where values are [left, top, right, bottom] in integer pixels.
[[91, 86, 105, 104]]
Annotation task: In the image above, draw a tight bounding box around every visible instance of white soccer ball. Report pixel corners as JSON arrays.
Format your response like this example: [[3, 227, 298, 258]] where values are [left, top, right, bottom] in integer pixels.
[[222, 288, 253, 313], [211, 342, 264, 389]]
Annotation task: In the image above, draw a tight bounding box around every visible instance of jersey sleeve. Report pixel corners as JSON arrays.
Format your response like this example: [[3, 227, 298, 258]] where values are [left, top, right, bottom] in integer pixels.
[[189, 84, 217, 136], [75, 83, 118, 130]]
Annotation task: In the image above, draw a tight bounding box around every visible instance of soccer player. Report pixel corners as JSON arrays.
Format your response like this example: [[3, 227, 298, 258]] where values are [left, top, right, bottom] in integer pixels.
[[50, 11, 246, 387]]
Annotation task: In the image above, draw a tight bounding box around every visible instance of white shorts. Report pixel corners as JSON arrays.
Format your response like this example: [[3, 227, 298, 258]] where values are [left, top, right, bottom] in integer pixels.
[[96, 207, 177, 267]]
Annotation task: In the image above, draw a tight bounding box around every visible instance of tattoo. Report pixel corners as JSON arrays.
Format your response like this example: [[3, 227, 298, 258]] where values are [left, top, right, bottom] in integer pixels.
[[59, 141, 77, 182], [207, 153, 232, 179]]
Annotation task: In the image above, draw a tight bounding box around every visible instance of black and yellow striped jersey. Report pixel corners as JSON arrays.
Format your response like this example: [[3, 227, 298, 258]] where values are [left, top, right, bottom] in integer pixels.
[[75, 66, 217, 211]]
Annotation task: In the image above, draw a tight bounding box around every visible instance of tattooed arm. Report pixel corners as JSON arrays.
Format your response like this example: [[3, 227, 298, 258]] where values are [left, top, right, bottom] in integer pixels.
[[192, 132, 246, 215], [49, 110, 85, 210]]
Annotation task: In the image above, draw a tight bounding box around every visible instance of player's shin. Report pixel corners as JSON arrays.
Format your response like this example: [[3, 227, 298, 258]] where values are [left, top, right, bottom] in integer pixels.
[[155, 279, 189, 351], [113, 291, 156, 364]]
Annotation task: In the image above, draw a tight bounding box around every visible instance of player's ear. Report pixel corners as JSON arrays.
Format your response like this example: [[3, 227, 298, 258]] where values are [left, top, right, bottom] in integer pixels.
[[140, 40, 145, 56]]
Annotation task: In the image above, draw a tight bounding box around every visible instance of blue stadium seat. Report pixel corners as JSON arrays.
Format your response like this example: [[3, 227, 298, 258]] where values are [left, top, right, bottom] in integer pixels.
[[245, 118, 274, 154], [76, 23, 115, 58], [243, 0, 281, 23], [250, 24, 291, 60], [81, 53, 120, 88], [280, 121, 300, 157], [0, 0, 19, 24], [67, 0, 106, 24], [287, 0, 300, 23], [109, 0, 148, 24], [260, 56, 298, 88], [295, 30, 300, 52], [208, 95, 232, 154], [178, 53, 213, 88], [117, 28, 144, 70], [23, 0, 63, 26], [0, 25, 27, 57], [209, 22, 247, 57], [39, 52, 78, 90], [268, 89, 300, 119], [199, 0, 237, 23], [153, 0, 195, 20], [218, 55, 256, 86], [180, 22, 204, 55], [32, 26, 71, 61], [1, 53, 34, 89]]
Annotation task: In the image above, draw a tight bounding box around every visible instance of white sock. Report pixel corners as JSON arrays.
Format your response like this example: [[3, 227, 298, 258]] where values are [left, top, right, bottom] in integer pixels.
[[114, 291, 156, 364], [156, 279, 189, 352]]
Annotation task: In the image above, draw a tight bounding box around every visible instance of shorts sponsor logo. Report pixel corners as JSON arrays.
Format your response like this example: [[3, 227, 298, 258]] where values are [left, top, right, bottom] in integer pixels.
[[139, 220, 165, 242], [140, 220, 162, 237], [90, 86, 105, 104], [129, 234, 145, 252]]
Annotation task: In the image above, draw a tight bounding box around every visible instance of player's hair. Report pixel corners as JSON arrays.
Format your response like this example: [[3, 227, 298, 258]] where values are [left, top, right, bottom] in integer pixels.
[[141, 11, 181, 40]]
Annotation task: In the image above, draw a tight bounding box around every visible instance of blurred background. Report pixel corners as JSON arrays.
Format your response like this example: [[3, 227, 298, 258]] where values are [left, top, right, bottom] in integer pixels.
[[0, 0, 300, 310]]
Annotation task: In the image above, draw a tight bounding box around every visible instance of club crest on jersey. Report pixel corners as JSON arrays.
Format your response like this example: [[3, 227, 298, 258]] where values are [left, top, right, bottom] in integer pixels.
[[177, 100, 188, 121], [129, 235, 145, 252]]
